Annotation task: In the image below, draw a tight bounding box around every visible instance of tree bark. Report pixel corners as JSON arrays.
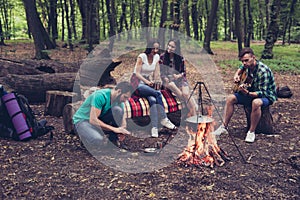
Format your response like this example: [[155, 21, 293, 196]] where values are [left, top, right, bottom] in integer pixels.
[[191, 0, 199, 40], [48, 0, 58, 45], [158, 0, 168, 48], [45, 90, 78, 117], [203, 0, 219, 54], [76, 0, 86, 41], [6, 73, 77, 103], [244, 0, 254, 47], [64, 0, 73, 50], [0, 58, 78, 76], [22, 0, 55, 59], [0, 17, 5, 45], [182, 0, 191, 38], [234, 0, 243, 53], [63, 101, 82, 134], [262, 0, 281, 59], [106, 0, 116, 51], [244, 106, 274, 134]]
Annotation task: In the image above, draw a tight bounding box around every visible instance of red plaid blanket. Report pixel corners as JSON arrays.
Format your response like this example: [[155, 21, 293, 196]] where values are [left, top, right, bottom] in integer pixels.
[[124, 90, 182, 118]]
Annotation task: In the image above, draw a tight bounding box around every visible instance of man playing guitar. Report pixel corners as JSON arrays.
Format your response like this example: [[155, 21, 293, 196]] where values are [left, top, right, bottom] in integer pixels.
[[213, 47, 277, 143]]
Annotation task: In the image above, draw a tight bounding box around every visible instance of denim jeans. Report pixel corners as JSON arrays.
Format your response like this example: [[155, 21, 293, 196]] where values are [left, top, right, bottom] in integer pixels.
[[137, 83, 167, 128], [74, 105, 124, 147]]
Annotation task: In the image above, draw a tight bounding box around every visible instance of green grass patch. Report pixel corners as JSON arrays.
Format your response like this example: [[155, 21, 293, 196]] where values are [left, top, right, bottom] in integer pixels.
[[211, 41, 300, 74]]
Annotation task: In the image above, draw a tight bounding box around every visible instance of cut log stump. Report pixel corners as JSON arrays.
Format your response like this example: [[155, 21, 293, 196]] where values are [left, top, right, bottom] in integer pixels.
[[63, 101, 82, 134], [45, 90, 78, 117], [244, 106, 274, 134]]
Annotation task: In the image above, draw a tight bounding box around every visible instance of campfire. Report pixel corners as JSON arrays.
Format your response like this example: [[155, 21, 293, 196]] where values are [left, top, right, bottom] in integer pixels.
[[177, 113, 229, 168]]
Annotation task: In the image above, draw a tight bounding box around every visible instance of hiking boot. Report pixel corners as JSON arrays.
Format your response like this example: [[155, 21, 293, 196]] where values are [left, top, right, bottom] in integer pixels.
[[245, 131, 255, 143], [151, 127, 159, 138], [212, 125, 228, 136], [160, 118, 176, 130]]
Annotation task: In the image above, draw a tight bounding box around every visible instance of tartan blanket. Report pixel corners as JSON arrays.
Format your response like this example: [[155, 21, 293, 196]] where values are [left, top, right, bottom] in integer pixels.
[[124, 90, 182, 118]]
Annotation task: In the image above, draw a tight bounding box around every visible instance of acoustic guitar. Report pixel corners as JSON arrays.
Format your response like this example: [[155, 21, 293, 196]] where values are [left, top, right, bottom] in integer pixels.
[[232, 69, 253, 93]]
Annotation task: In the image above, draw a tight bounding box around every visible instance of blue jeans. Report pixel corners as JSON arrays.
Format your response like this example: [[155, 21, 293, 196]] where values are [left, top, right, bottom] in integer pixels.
[[74, 106, 124, 146], [137, 83, 167, 128]]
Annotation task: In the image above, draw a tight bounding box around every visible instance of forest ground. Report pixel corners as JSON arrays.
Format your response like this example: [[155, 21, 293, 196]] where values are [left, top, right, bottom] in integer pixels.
[[0, 42, 299, 199]]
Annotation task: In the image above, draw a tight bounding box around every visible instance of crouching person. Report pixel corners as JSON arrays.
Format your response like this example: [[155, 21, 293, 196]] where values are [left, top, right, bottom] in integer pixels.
[[73, 81, 133, 149]]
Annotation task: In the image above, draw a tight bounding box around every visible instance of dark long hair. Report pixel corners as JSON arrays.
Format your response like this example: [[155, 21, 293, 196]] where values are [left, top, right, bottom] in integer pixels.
[[144, 38, 159, 55], [163, 38, 183, 72]]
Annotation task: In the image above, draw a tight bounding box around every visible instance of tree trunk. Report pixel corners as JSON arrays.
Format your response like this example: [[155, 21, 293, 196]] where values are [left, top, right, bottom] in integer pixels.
[[118, 0, 128, 37], [60, 0, 65, 42], [6, 73, 77, 103], [76, 0, 86, 41], [45, 90, 78, 117], [183, 0, 191, 38], [63, 101, 82, 134], [224, 0, 228, 40], [22, 0, 55, 59], [244, 106, 274, 134], [234, 0, 243, 53], [203, 0, 219, 54], [262, 0, 281, 59], [245, 0, 253, 47], [265, 0, 270, 28], [0, 19, 5, 45], [106, 0, 116, 51], [172, 0, 180, 38], [257, 0, 265, 40], [64, 0, 73, 50], [48, 0, 58, 45], [70, 0, 77, 40], [158, 0, 168, 48], [227, 0, 232, 41], [191, 0, 199, 40], [282, 0, 297, 45], [0, 58, 78, 76], [243, 0, 247, 44]]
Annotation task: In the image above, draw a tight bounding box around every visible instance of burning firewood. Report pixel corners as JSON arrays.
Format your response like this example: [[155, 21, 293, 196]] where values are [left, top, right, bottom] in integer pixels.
[[177, 116, 230, 168]]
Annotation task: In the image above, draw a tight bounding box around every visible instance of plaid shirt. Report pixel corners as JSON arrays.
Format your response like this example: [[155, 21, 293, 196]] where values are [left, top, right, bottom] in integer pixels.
[[239, 60, 277, 103], [159, 53, 187, 82]]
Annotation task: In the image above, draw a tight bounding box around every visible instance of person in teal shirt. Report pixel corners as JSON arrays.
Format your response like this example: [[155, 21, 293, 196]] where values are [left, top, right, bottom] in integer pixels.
[[213, 47, 277, 143], [73, 81, 133, 147]]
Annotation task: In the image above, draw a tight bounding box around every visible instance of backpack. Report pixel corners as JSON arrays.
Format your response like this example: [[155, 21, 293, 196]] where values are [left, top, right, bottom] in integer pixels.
[[276, 85, 293, 98], [0, 92, 54, 142]]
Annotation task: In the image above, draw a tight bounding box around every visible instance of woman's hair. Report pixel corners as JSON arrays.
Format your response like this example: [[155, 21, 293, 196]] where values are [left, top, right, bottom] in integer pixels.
[[163, 38, 183, 71], [144, 38, 159, 55]]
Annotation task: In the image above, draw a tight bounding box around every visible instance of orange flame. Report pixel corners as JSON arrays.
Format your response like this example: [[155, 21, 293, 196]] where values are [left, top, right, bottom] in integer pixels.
[[178, 107, 227, 168]]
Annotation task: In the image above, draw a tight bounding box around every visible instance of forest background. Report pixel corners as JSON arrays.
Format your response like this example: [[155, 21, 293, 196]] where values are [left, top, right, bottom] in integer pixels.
[[0, 0, 299, 61], [0, 0, 300, 199]]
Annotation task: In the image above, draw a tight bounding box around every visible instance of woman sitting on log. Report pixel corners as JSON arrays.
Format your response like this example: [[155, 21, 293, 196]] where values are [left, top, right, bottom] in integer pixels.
[[159, 38, 197, 118], [132, 38, 176, 138]]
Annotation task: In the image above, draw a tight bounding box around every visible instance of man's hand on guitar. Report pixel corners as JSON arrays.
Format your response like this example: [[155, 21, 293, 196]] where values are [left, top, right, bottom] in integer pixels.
[[238, 84, 248, 95], [234, 74, 241, 83]]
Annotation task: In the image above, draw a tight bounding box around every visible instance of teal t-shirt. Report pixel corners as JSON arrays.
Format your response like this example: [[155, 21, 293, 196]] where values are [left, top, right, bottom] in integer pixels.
[[73, 88, 123, 124]]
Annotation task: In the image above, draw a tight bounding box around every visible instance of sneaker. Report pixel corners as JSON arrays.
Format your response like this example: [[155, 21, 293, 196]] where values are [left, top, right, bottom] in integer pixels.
[[151, 127, 159, 138], [212, 125, 228, 136], [245, 131, 255, 143], [160, 118, 176, 130]]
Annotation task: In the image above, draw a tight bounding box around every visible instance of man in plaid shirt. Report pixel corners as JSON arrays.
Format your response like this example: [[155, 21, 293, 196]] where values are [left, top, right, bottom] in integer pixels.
[[213, 47, 277, 143]]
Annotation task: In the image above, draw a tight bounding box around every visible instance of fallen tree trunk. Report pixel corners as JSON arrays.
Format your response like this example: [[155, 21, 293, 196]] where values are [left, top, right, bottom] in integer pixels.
[[6, 73, 79, 102], [0, 57, 79, 76]]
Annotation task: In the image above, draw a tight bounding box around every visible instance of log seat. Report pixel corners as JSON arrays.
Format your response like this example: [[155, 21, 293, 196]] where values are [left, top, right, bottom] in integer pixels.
[[244, 105, 274, 134], [62, 89, 183, 134]]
